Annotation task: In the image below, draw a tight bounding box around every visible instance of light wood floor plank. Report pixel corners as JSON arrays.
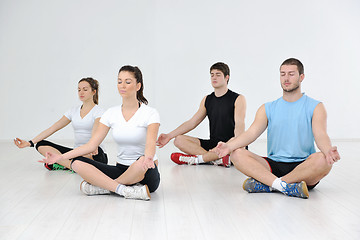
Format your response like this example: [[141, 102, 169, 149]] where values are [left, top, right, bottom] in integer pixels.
[[0, 141, 359, 240]]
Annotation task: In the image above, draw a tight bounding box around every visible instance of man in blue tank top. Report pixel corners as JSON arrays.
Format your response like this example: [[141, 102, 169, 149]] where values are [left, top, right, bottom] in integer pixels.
[[213, 58, 340, 199], [156, 62, 246, 167]]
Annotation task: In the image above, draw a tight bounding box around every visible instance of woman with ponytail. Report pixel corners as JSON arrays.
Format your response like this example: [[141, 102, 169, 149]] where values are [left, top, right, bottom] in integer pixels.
[[14, 77, 108, 170], [40, 65, 161, 201]]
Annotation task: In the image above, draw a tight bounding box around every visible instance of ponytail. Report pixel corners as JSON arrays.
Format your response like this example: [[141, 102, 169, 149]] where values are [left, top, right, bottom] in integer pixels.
[[119, 65, 148, 104], [79, 77, 99, 104]]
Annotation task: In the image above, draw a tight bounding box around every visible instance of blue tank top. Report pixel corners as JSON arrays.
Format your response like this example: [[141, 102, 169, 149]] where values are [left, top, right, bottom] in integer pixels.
[[265, 94, 320, 162]]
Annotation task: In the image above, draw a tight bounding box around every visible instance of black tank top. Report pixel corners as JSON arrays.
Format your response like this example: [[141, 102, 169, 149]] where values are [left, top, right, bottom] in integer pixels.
[[205, 89, 239, 142]]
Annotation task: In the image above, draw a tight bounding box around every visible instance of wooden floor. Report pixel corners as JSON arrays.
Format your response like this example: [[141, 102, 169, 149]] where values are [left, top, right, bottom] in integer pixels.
[[0, 140, 359, 240]]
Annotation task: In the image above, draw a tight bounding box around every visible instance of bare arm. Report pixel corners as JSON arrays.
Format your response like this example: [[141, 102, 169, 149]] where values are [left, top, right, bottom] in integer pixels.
[[14, 116, 71, 148], [145, 123, 160, 158], [228, 104, 267, 150], [32, 116, 71, 143], [86, 117, 102, 157], [157, 96, 207, 147], [91, 118, 101, 137], [234, 95, 246, 137], [312, 103, 340, 164], [141, 123, 160, 170], [40, 123, 110, 164], [213, 104, 268, 157]]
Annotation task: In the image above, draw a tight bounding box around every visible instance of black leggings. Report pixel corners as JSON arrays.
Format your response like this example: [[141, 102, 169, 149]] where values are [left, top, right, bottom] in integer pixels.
[[71, 157, 161, 193], [35, 140, 108, 164]]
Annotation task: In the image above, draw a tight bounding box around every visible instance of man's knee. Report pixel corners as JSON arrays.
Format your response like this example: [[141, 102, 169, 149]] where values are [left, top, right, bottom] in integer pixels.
[[230, 148, 249, 165], [174, 135, 185, 148], [311, 152, 332, 172]]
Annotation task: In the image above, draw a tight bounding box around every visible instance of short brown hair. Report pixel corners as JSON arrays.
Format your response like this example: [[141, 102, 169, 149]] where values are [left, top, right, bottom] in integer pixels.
[[210, 62, 230, 76], [281, 58, 304, 75], [210, 62, 230, 83]]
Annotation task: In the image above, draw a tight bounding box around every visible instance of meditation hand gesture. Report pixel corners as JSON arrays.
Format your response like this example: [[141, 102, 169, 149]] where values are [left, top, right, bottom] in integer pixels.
[[326, 146, 340, 165], [38, 152, 62, 165], [211, 141, 231, 158], [14, 138, 31, 148], [156, 134, 171, 148], [139, 155, 155, 171]]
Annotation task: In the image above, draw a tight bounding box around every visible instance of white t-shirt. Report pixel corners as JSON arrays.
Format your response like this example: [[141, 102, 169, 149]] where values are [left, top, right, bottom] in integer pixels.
[[100, 104, 160, 166], [64, 105, 105, 149]]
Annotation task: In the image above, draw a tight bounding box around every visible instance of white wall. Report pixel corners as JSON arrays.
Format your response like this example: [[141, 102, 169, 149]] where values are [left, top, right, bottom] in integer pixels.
[[1, 0, 359, 142]]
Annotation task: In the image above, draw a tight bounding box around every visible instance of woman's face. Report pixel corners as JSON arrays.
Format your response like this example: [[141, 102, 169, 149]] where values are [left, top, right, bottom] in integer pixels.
[[117, 71, 141, 98], [78, 81, 95, 103]]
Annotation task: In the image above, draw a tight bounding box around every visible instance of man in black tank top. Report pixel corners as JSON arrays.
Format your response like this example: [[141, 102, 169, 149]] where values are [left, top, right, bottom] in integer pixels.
[[156, 62, 246, 167]]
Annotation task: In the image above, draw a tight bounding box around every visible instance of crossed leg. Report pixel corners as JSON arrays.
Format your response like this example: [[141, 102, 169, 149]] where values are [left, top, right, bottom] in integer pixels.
[[71, 157, 159, 192], [173, 135, 220, 162], [231, 148, 332, 187], [36, 140, 95, 169], [37, 146, 72, 169]]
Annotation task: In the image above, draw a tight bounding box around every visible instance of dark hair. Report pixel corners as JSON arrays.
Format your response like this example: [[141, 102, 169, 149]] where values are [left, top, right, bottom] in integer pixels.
[[210, 62, 230, 83], [280, 58, 304, 75], [118, 65, 148, 105], [78, 77, 99, 104]]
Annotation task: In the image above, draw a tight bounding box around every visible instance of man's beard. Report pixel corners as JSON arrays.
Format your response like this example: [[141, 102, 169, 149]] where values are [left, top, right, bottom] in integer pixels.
[[282, 82, 300, 93]]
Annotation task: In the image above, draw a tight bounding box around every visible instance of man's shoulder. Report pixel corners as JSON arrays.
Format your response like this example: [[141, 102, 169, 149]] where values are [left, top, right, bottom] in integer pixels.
[[265, 96, 283, 106], [204, 92, 214, 102], [207, 92, 215, 97], [303, 94, 320, 104], [228, 89, 240, 96]]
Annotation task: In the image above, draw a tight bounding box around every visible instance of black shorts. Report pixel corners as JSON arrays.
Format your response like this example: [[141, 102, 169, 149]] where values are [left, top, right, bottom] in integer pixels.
[[71, 157, 160, 193], [35, 140, 108, 164], [199, 138, 219, 151], [263, 157, 318, 190], [199, 138, 249, 151]]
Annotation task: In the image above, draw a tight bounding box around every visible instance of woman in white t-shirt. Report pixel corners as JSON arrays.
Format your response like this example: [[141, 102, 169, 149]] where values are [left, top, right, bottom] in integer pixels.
[[40, 65, 160, 200], [14, 78, 108, 170]]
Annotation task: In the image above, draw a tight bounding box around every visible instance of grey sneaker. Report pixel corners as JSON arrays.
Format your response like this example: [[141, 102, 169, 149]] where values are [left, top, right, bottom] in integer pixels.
[[122, 184, 151, 200], [243, 177, 272, 193], [80, 180, 111, 196], [280, 181, 309, 199]]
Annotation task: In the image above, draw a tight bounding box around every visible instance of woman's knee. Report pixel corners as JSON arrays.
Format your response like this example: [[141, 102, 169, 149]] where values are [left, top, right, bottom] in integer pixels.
[[35, 140, 50, 147], [148, 178, 160, 193], [143, 167, 160, 193], [133, 157, 146, 171], [70, 159, 85, 172], [35, 140, 51, 151]]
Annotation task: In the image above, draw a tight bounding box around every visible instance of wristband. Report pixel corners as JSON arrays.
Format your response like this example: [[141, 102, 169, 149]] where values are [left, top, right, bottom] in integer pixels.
[[29, 140, 34, 147]]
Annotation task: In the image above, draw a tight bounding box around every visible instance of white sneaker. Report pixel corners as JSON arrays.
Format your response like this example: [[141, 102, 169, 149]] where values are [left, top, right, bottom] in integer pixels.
[[80, 180, 111, 196], [121, 184, 151, 200], [179, 155, 198, 165], [212, 155, 231, 168]]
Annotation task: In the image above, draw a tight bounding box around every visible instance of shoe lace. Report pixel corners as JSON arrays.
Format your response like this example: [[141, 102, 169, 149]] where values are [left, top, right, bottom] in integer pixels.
[[179, 156, 197, 165], [280, 182, 300, 197], [254, 180, 270, 192], [52, 163, 65, 170], [212, 159, 222, 165], [123, 186, 136, 195]]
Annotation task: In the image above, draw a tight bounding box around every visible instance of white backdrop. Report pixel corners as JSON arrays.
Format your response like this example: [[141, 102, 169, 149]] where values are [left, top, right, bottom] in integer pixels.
[[1, 0, 359, 142]]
